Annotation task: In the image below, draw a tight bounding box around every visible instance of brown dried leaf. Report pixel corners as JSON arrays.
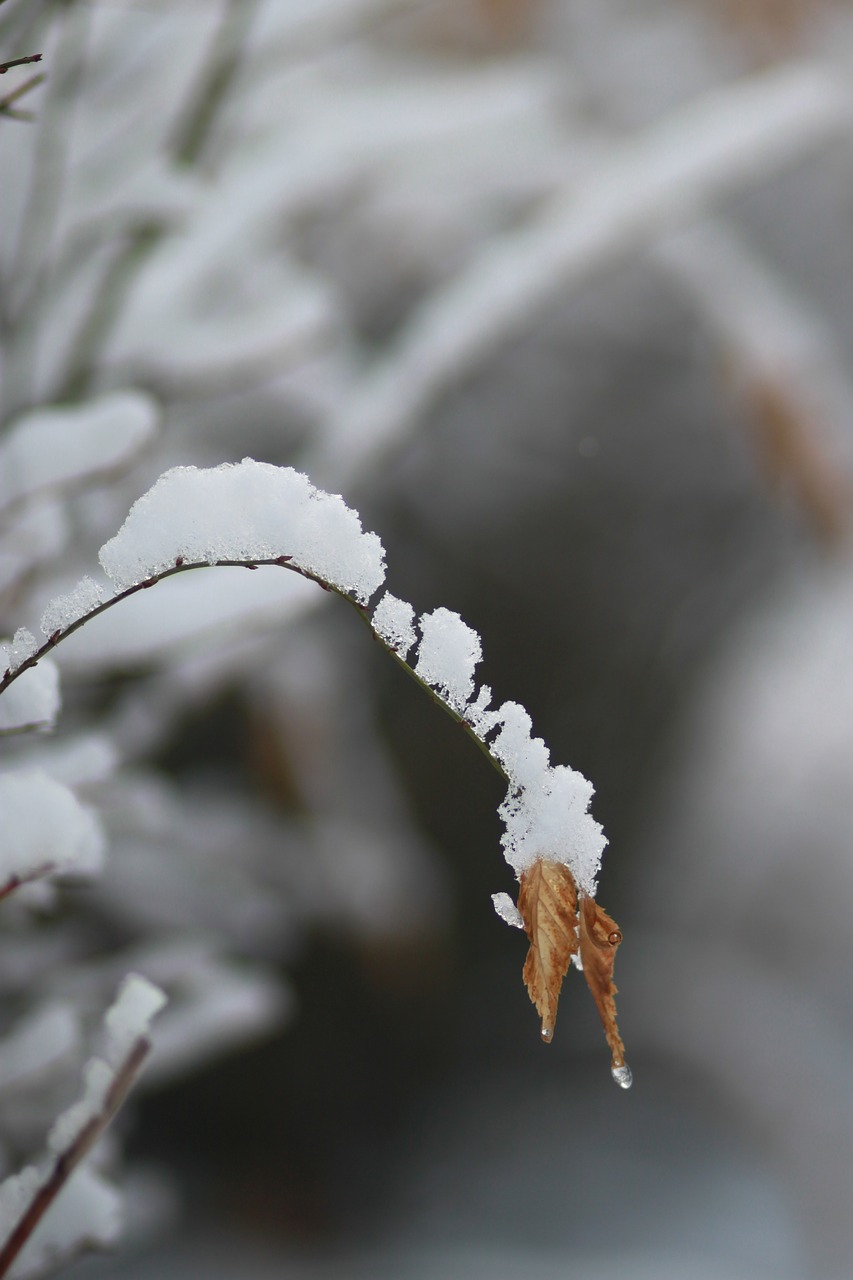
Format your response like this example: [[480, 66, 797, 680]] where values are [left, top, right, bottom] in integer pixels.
[[518, 859, 579, 1043], [578, 894, 628, 1078], [516, 859, 631, 1085]]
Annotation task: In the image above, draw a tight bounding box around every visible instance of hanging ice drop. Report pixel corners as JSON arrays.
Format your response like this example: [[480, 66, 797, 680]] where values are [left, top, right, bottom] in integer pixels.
[[611, 1062, 633, 1089]]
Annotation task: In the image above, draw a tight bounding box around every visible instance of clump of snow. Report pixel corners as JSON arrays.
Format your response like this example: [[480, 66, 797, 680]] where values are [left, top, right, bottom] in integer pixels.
[[0, 660, 60, 732], [489, 700, 606, 894], [491, 891, 524, 929], [40, 577, 107, 638], [4, 629, 38, 671], [490, 702, 551, 790], [372, 592, 416, 657], [499, 761, 605, 895], [466, 683, 500, 737], [0, 392, 158, 510], [414, 607, 482, 712], [0, 771, 104, 888], [98, 460, 386, 605], [427, 697, 610, 896], [104, 974, 168, 1068]]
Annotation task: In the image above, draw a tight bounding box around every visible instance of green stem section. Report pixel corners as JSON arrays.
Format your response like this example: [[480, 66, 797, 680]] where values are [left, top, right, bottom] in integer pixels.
[[0, 557, 509, 785]]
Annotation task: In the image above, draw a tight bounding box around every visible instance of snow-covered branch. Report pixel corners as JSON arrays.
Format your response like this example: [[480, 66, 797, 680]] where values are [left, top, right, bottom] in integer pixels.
[[2, 459, 606, 892], [0, 975, 165, 1280]]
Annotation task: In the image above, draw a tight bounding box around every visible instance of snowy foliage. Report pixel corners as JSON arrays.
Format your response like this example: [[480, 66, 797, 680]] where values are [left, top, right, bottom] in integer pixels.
[[2, 0, 853, 1276], [0, 976, 165, 1279], [0, 771, 103, 891]]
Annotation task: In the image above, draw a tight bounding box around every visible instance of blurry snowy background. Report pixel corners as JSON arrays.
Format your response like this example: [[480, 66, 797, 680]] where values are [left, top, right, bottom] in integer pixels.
[[2, 0, 853, 1277]]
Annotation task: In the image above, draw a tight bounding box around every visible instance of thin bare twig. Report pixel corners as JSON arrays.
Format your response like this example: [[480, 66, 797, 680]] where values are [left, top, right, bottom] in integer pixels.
[[0, 53, 40, 73], [0, 862, 54, 901]]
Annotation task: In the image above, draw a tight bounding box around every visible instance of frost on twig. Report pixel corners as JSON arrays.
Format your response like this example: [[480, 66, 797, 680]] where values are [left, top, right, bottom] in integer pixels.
[[0, 974, 166, 1279]]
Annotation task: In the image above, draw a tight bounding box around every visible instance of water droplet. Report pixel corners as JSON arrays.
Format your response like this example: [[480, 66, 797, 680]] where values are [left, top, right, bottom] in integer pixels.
[[611, 1062, 633, 1089], [541, 1025, 553, 1043], [608, 930, 621, 945]]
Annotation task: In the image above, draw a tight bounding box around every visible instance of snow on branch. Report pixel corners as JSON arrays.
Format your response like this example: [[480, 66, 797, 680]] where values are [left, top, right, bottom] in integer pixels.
[[1, 459, 604, 895], [0, 975, 166, 1280], [98, 459, 385, 602], [0, 460, 619, 1069]]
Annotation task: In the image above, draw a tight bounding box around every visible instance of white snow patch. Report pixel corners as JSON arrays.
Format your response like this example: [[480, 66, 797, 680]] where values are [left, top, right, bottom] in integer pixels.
[[0, 660, 60, 732], [414, 607, 482, 712], [490, 701, 550, 790], [40, 577, 107, 638], [498, 761, 605, 895], [466, 684, 499, 737], [4, 629, 38, 671], [104, 974, 168, 1068], [98, 460, 386, 605], [0, 771, 104, 888], [487, 702, 606, 894], [491, 891, 524, 929], [372, 592, 416, 658]]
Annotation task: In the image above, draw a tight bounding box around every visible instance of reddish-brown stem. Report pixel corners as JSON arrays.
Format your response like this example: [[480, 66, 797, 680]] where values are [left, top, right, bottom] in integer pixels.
[[0, 54, 41, 74], [0, 1037, 150, 1278]]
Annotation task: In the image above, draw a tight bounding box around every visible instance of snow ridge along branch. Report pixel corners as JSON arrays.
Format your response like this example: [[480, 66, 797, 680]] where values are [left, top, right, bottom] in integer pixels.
[[0, 459, 628, 1083]]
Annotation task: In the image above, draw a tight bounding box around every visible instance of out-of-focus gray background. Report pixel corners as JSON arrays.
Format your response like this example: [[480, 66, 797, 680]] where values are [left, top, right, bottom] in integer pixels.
[[2, 1, 853, 1277]]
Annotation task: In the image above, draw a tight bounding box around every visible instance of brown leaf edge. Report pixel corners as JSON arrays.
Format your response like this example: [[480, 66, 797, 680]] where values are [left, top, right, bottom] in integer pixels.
[[518, 859, 579, 1044], [517, 858, 631, 1087]]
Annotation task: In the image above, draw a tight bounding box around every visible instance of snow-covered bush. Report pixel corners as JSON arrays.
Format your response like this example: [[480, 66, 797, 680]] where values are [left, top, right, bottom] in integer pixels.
[[2, 0, 853, 1277]]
